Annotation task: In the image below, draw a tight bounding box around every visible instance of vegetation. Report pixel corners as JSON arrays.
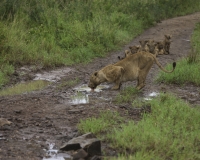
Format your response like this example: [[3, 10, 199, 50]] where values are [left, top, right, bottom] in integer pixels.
[[114, 86, 140, 104], [78, 93, 200, 160], [77, 110, 123, 135], [0, 80, 50, 96], [0, 0, 200, 87], [156, 22, 200, 85]]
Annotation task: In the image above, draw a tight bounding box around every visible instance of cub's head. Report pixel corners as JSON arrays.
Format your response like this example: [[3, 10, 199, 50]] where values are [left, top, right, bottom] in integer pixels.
[[164, 34, 172, 41], [147, 40, 157, 53], [118, 49, 133, 60], [156, 42, 164, 49], [88, 71, 101, 90], [124, 50, 132, 57], [139, 40, 148, 51], [129, 45, 140, 54]]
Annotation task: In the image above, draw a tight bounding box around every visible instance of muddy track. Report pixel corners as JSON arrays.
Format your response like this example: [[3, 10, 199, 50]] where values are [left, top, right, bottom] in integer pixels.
[[0, 12, 200, 160]]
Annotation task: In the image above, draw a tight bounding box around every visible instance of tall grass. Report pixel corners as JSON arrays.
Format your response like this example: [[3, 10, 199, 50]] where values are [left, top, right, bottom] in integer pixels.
[[0, 0, 200, 87], [109, 94, 200, 159], [156, 22, 200, 85], [77, 93, 200, 159]]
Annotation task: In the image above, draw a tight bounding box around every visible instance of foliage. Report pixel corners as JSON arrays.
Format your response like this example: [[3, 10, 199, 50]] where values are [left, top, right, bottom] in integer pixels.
[[109, 93, 200, 159], [77, 110, 123, 135], [0, 80, 50, 96], [114, 86, 140, 104]]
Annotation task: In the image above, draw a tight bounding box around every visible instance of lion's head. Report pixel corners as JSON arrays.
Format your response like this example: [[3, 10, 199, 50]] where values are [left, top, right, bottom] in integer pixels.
[[88, 71, 101, 90], [129, 45, 140, 54]]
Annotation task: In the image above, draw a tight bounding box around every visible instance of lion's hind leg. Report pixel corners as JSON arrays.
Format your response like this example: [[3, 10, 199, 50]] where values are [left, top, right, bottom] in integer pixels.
[[136, 60, 153, 90]]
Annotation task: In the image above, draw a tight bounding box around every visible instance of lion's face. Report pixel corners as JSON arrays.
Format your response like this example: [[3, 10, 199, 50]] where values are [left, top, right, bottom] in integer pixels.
[[164, 34, 172, 41], [129, 45, 140, 54], [157, 42, 164, 49], [147, 41, 156, 53], [125, 50, 132, 57], [139, 40, 148, 51], [88, 72, 101, 89]]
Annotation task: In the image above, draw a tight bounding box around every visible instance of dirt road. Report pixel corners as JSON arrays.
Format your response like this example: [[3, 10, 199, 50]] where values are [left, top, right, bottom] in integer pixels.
[[0, 12, 200, 160]]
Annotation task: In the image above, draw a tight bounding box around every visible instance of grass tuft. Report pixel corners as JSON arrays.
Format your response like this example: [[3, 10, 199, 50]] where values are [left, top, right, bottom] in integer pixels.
[[77, 110, 123, 135], [0, 80, 50, 96], [114, 87, 140, 104]]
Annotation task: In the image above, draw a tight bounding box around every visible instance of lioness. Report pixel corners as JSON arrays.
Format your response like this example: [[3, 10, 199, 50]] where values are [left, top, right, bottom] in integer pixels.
[[88, 51, 176, 91]]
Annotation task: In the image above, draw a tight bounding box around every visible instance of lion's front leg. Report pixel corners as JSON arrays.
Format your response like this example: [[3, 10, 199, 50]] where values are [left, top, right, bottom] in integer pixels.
[[111, 80, 122, 90]]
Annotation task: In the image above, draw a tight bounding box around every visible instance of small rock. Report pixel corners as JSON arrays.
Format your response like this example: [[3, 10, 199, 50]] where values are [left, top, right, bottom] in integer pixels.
[[72, 149, 88, 160], [60, 133, 101, 156], [0, 118, 12, 127]]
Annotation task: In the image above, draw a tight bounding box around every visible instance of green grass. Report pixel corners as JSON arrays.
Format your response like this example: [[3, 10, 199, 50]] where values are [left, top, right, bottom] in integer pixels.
[[109, 94, 200, 159], [156, 58, 200, 85], [156, 22, 200, 86], [0, 0, 200, 87], [114, 86, 140, 104], [77, 110, 124, 135], [78, 93, 200, 159], [0, 80, 50, 96]]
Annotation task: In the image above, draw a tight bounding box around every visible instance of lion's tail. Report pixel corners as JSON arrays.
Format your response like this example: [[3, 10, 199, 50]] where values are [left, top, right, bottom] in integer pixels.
[[153, 55, 176, 73]]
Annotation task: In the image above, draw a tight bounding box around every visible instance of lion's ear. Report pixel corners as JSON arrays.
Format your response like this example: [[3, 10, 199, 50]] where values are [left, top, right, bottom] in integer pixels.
[[129, 46, 132, 49], [94, 71, 98, 76]]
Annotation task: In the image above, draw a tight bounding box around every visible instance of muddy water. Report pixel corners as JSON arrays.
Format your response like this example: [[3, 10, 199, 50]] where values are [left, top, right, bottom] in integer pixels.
[[43, 142, 72, 160], [69, 84, 110, 105], [34, 67, 73, 82]]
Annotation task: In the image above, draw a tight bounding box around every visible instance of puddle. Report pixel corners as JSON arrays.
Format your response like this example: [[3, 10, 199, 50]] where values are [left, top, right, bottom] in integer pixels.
[[43, 142, 72, 160], [144, 91, 160, 101], [70, 92, 89, 104], [34, 67, 72, 82], [74, 84, 110, 93], [69, 84, 110, 105]]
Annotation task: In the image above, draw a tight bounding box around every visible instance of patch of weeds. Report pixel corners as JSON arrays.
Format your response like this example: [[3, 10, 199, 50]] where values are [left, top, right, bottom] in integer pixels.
[[114, 86, 140, 104], [156, 59, 200, 86], [0, 64, 15, 88], [0, 80, 51, 96], [108, 93, 200, 159], [77, 110, 124, 135], [56, 78, 79, 90], [131, 98, 147, 108], [187, 48, 199, 64]]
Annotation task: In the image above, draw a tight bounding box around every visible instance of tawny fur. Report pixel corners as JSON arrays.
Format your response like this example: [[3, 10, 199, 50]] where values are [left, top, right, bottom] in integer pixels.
[[89, 51, 176, 90]]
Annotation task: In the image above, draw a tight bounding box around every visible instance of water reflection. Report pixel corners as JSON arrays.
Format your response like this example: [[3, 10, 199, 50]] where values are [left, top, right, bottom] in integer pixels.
[[43, 142, 71, 160], [71, 92, 89, 104]]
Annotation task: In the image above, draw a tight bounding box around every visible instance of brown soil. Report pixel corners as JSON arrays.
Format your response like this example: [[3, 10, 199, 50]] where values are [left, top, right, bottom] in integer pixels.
[[1, 12, 200, 160]]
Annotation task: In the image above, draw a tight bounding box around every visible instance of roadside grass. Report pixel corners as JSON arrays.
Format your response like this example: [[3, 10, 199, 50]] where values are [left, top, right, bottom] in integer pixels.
[[114, 87, 140, 104], [156, 22, 200, 85], [77, 93, 200, 159], [156, 58, 200, 85], [77, 110, 124, 135], [0, 80, 50, 96], [0, 0, 200, 87], [109, 94, 200, 159]]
